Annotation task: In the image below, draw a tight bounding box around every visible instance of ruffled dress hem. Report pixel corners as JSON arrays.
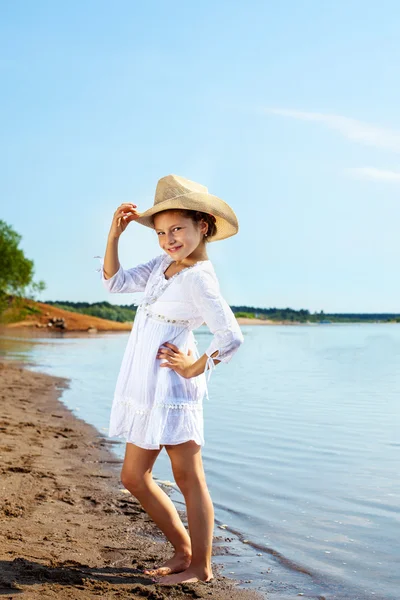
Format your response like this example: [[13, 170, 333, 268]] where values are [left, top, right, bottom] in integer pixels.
[[107, 433, 205, 451], [108, 397, 205, 450]]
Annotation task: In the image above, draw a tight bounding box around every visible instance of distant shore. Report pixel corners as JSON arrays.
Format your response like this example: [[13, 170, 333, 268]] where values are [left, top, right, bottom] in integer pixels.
[[3, 300, 288, 333], [5, 300, 394, 334], [0, 358, 262, 599]]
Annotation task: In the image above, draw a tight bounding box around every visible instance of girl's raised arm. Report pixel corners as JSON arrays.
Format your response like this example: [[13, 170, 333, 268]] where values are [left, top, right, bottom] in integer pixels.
[[95, 203, 160, 293], [103, 203, 139, 278]]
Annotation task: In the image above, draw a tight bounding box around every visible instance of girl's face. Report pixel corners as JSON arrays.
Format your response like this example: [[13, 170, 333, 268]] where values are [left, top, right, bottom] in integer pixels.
[[153, 210, 207, 260]]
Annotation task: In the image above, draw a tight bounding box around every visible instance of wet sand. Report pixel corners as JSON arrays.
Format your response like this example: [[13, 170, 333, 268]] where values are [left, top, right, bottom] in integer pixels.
[[0, 359, 263, 599]]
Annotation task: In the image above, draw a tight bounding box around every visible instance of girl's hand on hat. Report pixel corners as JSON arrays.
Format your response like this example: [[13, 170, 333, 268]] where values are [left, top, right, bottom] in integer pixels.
[[157, 342, 196, 378], [109, 203, 140, 238]]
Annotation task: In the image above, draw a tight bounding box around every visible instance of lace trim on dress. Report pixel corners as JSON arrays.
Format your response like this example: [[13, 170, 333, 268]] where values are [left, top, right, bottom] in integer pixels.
[[144, 255, 210, 305], [205, 353, 218, 382], [162, 256, 210, 279], [113, 397, 203, 413], [94, 255, 103, 273], [138, 303, 191, 327], [156, 402, 203, 410]]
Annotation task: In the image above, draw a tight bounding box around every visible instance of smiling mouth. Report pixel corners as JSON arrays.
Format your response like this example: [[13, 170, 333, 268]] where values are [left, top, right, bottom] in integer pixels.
[[168, 246, 182, 252]]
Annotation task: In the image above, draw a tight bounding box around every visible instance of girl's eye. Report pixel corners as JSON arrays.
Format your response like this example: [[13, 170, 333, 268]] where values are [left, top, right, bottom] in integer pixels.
[[157, 227, 182, 235], [157, 227, 181, 235]]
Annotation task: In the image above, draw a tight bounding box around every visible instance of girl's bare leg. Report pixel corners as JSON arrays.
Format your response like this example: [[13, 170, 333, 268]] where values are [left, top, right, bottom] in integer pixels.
[[154, 440, 214, 584], [120, 442, 192, 576]]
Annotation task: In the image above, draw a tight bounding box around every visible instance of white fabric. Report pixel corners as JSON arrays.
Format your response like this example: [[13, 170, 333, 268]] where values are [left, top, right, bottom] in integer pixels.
[[95, 253, 244, 449]]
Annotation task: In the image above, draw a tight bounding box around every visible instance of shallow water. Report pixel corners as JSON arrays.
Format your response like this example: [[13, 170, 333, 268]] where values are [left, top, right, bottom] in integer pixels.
[[1, 323, 399, 599]]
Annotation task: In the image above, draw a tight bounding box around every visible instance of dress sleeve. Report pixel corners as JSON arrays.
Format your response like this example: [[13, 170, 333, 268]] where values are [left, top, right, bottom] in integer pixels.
[[189, 269, 244, 381], [94, 254, 161, 293]]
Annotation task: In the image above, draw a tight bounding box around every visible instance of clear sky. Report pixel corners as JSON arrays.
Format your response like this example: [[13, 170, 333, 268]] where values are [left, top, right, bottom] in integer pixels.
[[2, 1, 400, 313]]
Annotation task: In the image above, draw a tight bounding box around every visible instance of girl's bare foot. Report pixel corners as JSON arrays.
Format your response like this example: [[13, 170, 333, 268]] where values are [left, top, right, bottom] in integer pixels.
[[143, 551, 192, 577], [153, 566, 214, 585]]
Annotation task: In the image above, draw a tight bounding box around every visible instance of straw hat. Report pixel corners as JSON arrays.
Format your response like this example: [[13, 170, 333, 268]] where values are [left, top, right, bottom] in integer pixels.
[[135, 174, 239, 242]]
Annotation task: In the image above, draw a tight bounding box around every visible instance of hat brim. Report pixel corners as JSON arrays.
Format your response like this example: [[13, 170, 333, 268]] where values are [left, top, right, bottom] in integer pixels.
[[134, 192, 239, 242]]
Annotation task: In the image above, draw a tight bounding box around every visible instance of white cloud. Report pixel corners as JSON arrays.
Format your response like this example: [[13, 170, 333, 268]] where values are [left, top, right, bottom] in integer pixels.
[[264, 108, 400, 152], [346, 167, 400, 182]]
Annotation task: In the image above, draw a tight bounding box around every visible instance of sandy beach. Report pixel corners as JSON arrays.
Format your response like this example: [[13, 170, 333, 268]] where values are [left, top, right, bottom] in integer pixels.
[[0, 358, 263, 599]]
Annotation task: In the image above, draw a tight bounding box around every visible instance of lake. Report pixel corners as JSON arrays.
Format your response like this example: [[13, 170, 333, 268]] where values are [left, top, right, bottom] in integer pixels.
[[1, 323, 399, 600]]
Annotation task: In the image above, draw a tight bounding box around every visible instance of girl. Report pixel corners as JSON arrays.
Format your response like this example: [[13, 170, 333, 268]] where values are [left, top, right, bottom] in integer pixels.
[[96, 174, 244, 585]]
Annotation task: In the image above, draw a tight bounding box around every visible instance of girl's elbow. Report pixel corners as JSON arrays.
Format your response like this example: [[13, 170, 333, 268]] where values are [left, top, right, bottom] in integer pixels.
[[229, 331, 244, 354]]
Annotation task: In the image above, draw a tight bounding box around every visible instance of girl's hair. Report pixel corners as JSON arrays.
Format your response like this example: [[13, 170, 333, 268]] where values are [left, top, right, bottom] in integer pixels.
[[152, 209, 217, 242]]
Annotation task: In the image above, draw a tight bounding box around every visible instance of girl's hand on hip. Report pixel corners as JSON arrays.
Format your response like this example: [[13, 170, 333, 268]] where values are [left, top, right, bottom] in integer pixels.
[[157, 342, 195, 378]]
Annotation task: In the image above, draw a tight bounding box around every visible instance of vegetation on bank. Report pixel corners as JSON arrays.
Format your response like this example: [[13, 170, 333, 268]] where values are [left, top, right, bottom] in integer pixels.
[[46, 301, 137, 323], [230, 306, 400, 324], [42, 302, 400, 324], [0, 220, 46, 324]]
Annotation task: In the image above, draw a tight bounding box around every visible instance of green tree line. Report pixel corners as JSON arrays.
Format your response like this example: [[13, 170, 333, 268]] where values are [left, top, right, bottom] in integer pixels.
[[47, 300, 138, 323]]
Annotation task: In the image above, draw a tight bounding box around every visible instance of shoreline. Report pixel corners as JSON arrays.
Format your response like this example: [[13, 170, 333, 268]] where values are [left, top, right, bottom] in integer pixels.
[[3, 300, 398, 334], [2, 299, 291, 332], [0, 358, 263, 599]]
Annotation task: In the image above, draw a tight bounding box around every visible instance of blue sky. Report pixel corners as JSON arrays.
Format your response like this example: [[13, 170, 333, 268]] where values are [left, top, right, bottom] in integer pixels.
[[2, 1, 400, 312]]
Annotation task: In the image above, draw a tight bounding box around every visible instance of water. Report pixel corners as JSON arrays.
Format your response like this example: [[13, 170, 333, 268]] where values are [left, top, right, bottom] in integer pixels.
[[1, 323, 399, 600]]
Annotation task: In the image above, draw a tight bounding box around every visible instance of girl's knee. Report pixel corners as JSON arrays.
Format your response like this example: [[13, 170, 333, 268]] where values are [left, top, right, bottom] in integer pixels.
[[174, 470, 206, 495], [120, 468, 150, 493]]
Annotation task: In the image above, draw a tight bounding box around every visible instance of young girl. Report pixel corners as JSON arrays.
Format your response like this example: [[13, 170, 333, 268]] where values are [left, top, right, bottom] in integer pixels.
[[96, 174, 244, 586]]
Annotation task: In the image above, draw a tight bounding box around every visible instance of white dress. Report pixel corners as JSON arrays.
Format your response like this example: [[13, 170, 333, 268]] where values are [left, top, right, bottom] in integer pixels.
[[95, 252, 244, 450]]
